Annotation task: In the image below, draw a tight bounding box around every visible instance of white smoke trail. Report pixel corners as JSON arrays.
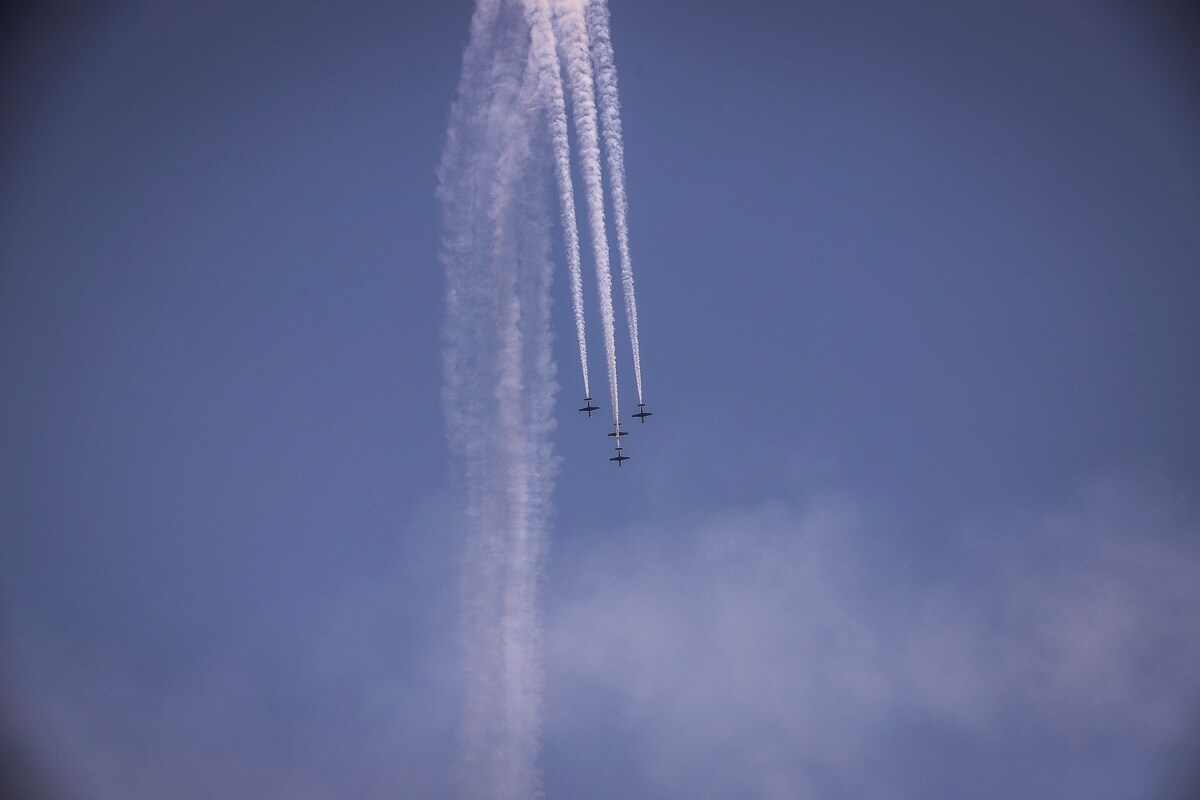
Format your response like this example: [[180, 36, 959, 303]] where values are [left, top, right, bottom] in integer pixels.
[[585, 0, 644, 405], [438, 1, 560, 797], [552, 0, 621, 425], [525, 0, 591, 403], [439, 0, 643, 793]]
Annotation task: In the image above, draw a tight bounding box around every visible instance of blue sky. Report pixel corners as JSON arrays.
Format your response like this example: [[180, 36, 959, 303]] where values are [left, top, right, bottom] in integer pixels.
[[2, 1, 1199, 798]]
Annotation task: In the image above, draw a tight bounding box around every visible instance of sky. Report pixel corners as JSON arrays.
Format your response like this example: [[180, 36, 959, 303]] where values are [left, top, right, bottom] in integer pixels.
[[2, 1, 1200, 798]]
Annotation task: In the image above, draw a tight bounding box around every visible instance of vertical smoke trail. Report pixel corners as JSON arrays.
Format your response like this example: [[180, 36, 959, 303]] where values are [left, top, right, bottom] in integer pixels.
[[553, 0, 621, 425], [585, 0, 644, 405], [439, 1, 559, 797], [439, 0, 641, 794], [525, 0, 591, 403]]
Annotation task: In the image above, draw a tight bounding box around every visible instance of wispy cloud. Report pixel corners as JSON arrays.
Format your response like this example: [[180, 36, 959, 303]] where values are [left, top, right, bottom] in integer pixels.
[[2, 499, 464, 800], [545, 471, 1200, 799], [4, 473, 1197, 799]]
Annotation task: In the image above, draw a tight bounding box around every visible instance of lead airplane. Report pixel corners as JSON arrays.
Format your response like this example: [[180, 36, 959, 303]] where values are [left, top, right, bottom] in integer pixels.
[[632, 402, 653, 422], [609, 445, 630, 466], [578, 397, 599, 417]]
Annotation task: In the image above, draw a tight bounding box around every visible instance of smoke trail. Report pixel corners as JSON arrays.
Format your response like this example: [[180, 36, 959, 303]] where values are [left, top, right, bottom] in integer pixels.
[[553, 0, 621, 425], [525, 0, 591, 403], [439, 1, 559, 796], [585, 0, 644, 405]]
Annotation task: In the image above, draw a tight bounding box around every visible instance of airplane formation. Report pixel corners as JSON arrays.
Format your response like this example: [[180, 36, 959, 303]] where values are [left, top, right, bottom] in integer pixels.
[[579, 398, 652, 466]]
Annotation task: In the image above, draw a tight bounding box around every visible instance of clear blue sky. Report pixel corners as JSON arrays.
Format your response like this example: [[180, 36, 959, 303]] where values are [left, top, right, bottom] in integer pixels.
[[2, 1, 1199, 798]]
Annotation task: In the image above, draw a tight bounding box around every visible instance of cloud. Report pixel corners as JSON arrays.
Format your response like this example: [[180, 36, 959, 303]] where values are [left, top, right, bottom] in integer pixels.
[[1, 496, 464, 800], [4, 473, 1199, 799], [544, 472, 1200, 799]]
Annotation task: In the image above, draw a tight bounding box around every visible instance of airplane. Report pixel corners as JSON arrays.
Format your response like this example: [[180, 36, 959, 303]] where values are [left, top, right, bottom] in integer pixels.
[[578, 396, 599, 417], [607, 421, 628, 439], [609, 445, 630, 466], [632, 402, 653, 423]]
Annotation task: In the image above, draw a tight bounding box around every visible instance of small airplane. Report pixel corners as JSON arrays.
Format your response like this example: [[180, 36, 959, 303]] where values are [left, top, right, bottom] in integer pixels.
[[608, 421, 628, 439], [609, 445, 630, 466], [632, 402, 653, 423], [578, 397, 599, 417]]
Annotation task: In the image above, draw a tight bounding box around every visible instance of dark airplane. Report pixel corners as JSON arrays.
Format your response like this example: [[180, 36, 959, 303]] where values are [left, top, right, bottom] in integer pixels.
[[578, 397, 599, 417], [632, 402, 653, 422], [609, 445, 630, 466], [608, 421, 628, 439]]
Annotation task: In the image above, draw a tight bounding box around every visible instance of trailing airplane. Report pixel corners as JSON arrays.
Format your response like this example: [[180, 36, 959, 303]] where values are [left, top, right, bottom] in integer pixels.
[[609, 445, 629, 466], [608, 421, 628, 439], [578, 397, 599, 417], [632, 402, 652, 422]]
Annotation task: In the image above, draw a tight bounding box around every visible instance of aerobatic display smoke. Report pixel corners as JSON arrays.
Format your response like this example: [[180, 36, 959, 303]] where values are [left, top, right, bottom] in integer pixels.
[[438, 0, 643, 795], [525, 0, 591, 403], [585, 0, 644, 405], [553, 1, 620, 424]]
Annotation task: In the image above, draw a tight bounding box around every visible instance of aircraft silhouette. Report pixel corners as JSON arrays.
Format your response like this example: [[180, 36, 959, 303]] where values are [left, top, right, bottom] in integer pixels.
[[578, 397, 599, 417], [632, 402, 652, 422]]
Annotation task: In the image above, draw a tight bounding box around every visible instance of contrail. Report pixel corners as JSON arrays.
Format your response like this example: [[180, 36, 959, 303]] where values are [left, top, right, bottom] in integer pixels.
[[585, 0, 644, 405], [439, 0, 643, 794], [525, 0, 591, 404], [438, 1, 559, 796], [553, 0, 621, 425]]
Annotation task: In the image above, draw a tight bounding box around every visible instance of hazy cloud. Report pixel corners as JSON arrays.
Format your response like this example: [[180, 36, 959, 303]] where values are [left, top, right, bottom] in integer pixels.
[[4, 472, 1198, 799], [544, 471, 1200, 799], [2, 498, 463, 800]]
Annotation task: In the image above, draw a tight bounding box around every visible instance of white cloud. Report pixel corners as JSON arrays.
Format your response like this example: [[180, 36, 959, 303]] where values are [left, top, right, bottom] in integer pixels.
[[544, 472, 1200, 799], [4, 473, 1198, 799]]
